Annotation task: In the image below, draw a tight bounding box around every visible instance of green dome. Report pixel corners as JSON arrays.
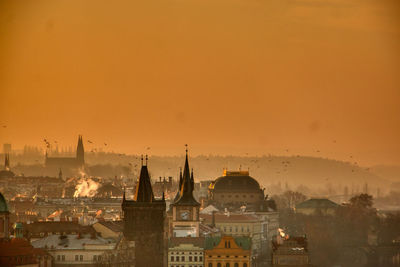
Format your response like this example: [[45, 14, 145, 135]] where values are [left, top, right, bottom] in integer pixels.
[[0, 192, 8, 212]]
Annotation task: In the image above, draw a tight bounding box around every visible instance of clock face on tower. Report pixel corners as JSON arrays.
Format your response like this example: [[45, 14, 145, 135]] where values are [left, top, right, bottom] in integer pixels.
[[180, 211, 190, 220]]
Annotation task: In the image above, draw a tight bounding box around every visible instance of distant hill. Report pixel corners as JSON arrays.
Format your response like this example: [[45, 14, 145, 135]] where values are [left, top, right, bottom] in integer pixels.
[[8, 153, 398, 196]]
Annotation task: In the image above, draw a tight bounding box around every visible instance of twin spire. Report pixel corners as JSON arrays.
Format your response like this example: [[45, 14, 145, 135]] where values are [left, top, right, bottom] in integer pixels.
[[129, 146, 198, 205], [133, 154, 154, 202]]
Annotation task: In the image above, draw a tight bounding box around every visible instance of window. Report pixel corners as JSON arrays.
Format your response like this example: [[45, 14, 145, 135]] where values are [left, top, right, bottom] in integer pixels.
[[80, 255, 83, 261], [177, 256, 180, 262], [244, 264, 248, 267], [226, 264, 230, 267], [194, 256, 197, 261], [171, 256, 174, 261], [208, 263, 213, 267], [62, 255, 65, 261], [181, 256, 184, 261], [75, 255, 79, 261], [217, 263, 221, 267], [57, 255, 60, 261], [189, 256, 192, 261], [199, 256, 202, 261], [234, 264, 239, 267]]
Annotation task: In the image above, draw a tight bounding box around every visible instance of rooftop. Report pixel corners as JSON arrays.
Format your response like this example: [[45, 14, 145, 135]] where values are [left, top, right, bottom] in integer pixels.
[[32, 234, 114, 250], [296, 198, 339, 209]]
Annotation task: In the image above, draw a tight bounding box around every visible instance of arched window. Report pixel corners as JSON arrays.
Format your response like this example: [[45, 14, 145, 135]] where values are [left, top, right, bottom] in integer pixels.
[[226, 263, 230, 267], [217, 263, 221, 267], [234, 263, 239, 267], [243, 264, 248, 267], [208, 264, 212, 267]]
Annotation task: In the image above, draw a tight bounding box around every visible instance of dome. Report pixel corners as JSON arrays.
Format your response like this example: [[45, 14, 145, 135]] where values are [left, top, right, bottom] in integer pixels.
[[0, 192, 8, 212], [212, 170, 262, 193]]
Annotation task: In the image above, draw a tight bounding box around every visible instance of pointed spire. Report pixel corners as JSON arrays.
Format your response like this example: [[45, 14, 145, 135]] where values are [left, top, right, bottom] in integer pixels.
[[76, 135, 85, 166], [173, 145, 200, 206], [173, 167, 183, 202], [58, 168, 63, 179], [134, 158, 154, 202], [4, 153, 10, 170]]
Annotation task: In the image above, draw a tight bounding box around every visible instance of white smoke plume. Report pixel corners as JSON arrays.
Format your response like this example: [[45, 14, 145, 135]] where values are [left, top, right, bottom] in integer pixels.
[[74, 178, 100, 198]]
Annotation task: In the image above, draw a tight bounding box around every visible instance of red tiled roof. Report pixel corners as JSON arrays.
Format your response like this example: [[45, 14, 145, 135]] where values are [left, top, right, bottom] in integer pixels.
[[0, 238, 49, 266]]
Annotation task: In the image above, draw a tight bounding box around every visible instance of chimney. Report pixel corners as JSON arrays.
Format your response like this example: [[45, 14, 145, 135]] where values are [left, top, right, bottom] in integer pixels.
[[211, 211, 216, 227]]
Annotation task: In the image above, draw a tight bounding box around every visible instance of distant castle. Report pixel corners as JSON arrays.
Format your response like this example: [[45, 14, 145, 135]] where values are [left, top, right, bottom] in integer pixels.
[[45, 135, 85, 172]]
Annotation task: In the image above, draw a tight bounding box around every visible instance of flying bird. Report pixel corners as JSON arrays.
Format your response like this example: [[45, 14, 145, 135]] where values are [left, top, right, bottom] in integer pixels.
[[87, 140, 93, 144]]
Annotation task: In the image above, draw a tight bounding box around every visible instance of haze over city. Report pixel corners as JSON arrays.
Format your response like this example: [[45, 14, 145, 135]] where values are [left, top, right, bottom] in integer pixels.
[[0, 1, 400, 266], [1, 0, 400, 166]]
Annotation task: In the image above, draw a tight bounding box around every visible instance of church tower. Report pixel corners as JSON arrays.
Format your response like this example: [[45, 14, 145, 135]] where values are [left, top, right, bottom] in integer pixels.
[[122, 156, 166, 267], [76, 135, 85, 167], [171, 147, 200, 237]]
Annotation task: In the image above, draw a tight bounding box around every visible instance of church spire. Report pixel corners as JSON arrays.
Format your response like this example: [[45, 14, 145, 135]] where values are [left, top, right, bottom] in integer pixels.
[[76, 135, 85, 166], [173, 167, 183, 202], [134, 155, 154, 202], [4, 153, 10, 171], [123, 187, 126, 202], [173, 146, 200, 206]]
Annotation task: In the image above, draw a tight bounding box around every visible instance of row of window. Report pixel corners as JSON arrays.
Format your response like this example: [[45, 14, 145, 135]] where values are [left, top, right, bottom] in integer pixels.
[[56, 255, 65, 261], [222, 226, 250, 233], [208, 264, 247, 267], [57, 255, 102, 262], [170, 256, 203, 262], [171, 252, 203, 255], [75, 255, 84, 261]]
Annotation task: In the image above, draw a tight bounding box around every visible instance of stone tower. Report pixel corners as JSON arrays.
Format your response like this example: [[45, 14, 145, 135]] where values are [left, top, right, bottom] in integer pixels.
[[122, 156, 166, 267]]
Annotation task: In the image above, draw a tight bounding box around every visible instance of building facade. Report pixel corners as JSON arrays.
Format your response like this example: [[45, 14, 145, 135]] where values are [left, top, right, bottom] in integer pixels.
[[168, 237, 205, 267], [205, 236, 251, 267]]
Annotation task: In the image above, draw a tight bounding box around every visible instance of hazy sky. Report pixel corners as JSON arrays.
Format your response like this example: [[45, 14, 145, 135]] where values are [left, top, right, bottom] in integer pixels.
[[0, 0, 399, 165]]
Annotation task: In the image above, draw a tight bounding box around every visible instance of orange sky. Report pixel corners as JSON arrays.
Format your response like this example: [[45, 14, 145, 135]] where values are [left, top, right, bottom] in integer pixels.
[[0, 0, 399, 165]]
